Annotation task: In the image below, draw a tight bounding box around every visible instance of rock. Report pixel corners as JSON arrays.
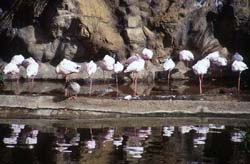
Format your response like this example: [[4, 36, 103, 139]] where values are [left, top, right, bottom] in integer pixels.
[[125, 27, 146, 44], [128, 6, 141, 16], [17, 26, 37, 44], [126, 15, 142, 28], [171, 61, 190, 80]]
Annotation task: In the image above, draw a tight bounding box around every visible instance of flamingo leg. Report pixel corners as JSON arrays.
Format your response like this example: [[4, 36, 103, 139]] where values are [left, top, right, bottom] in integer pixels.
[[103, 70, 105, 84], [16, 77, 19, 95], [199, 75, 202, 94], [89, 77, 93, 96], [116, 74, 119, 97], [65, 88, 68, 97], [31, 77, 34, 89], [167, 70, 171, 88], [132, 72, 135, 95], [238, 72, 241, 95], [134, 73, 138, 96], [220, 68, 223, 80]]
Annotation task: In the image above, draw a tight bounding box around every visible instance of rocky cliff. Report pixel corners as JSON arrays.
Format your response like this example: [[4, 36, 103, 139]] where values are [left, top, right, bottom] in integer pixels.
[[0, 0, 249, 79]]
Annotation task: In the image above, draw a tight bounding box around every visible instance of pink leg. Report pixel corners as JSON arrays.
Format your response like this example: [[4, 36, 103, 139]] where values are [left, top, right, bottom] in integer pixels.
[[31, 78, 34, 88], [199, 75, 202, 94], [167, 70, 171, 87], [103, 70, 105, 84], [238, 72, 241, 95], [16, 77, 19, 95], [65, 88, 68, 97], [116, 74, 119, 97], [220, 68, 223, 80], [132, 72, 135, 95], [89, 78, 93, 96], [134, 73, 138, 96]]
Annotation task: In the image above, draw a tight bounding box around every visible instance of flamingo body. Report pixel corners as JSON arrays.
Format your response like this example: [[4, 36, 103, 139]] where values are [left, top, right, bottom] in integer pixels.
[[56, 59, 81, 75], [231, 61, 248, 73], [205, 51, 220, 62], [142, 48, 153, 60], [163, 58, 175, 72], [179, 50, 194, 61], [86, 60, 97, 76], [213, 57, 227, 67], [124, 58, 145, 73], [114, 62, 124, 73], [3, 63, 19, 75], [10, 54, 25, 66], [126, 54, 141, 64], [232, 52, 244, 62], [26, 62, 39, 78]]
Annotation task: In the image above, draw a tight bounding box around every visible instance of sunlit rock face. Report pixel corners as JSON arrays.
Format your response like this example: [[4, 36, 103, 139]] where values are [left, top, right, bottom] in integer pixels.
[[0, 0, 249, 79]]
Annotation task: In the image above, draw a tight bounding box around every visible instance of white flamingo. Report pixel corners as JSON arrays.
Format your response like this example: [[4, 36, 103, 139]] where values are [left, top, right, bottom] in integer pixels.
[[124, 57, 145, 96], [163, 58, 175, 86], [98, 55, 115, 83], [10, 54, 25, 66], [205, 51, 220, 62], [231, 60, 248, 95], [142, 48, 153, 69], [3, 63, 20, 94], [114, 61, 124, 96], [192, 58, 210, 94], [213, 57, 227, 79], [142, 48, 153, 60], [56, 59, 81, 82], [85, 60, 97, 95], [179, 50, 194, 67], [232, 52, 243, 62], [24, 57, 39, 87]]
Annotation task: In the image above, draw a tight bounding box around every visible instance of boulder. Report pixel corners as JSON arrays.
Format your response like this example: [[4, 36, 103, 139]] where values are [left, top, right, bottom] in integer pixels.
[[125, 27, 146, 44]]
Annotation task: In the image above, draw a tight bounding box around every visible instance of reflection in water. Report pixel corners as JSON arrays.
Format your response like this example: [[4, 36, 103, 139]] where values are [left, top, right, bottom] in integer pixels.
[[0, 123, 249, 163]]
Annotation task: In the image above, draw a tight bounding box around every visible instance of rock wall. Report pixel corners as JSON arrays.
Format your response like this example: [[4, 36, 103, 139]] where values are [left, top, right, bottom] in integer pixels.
[[0, 0, 249, 78]]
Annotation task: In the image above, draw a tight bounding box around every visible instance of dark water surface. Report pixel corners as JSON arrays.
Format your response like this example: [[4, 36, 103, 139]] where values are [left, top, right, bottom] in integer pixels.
[[0, 118, 249, 164]]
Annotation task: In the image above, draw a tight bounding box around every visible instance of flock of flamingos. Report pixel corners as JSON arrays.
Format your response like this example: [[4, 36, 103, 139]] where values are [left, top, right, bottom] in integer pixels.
[[2, 48, 249, 99]]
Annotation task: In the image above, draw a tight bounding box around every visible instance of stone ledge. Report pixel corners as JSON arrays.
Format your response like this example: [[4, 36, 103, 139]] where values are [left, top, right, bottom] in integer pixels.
[[0, 95, 250, 119]]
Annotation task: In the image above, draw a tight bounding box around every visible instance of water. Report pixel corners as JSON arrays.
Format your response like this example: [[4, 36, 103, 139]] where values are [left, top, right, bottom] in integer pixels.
[[0, 118, 249, 164]]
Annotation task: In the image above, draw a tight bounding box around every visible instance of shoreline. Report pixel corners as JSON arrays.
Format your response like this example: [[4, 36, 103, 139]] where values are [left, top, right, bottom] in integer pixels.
[[0, 95, 250, 119]]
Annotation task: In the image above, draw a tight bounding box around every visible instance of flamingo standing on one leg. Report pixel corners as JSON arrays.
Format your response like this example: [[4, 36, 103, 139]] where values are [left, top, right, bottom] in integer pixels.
[[179, 50, 194, 68], [98, 55, 115, 83], [114, 61, 124, 96], [231, 60, 248, 95], [56, 59, 81, 82], [192, 58, 210, 94], [23, 57, 39, 88], [163, 58, 175, 87], [85, 60, 97, 95], [124, 57, 145, 96], [3, 63, 20, 94]]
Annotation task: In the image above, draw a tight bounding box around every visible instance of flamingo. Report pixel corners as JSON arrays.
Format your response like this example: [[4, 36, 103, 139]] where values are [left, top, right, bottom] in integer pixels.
[[232, 52, 243, 62], [124, 57, 145, 96], [163, 58, 175, 86], [213, 57, 227, 79], [10, 54, 25, 66], [56, 59, 81, 82], [65, 81, 81, 100], [142, 48, 153, 69], [85, 60, 97, 95], [205, 51, 220, 62], [179, 50, 194, 67], [3, 63, 20, 94], [98, 55, 115, 83], [23, 57, 39, 88], [126, 54, 141, 65], [231, 60, 248, 95], [114, 61, 124, 96], [192, 58, 210, 94]]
